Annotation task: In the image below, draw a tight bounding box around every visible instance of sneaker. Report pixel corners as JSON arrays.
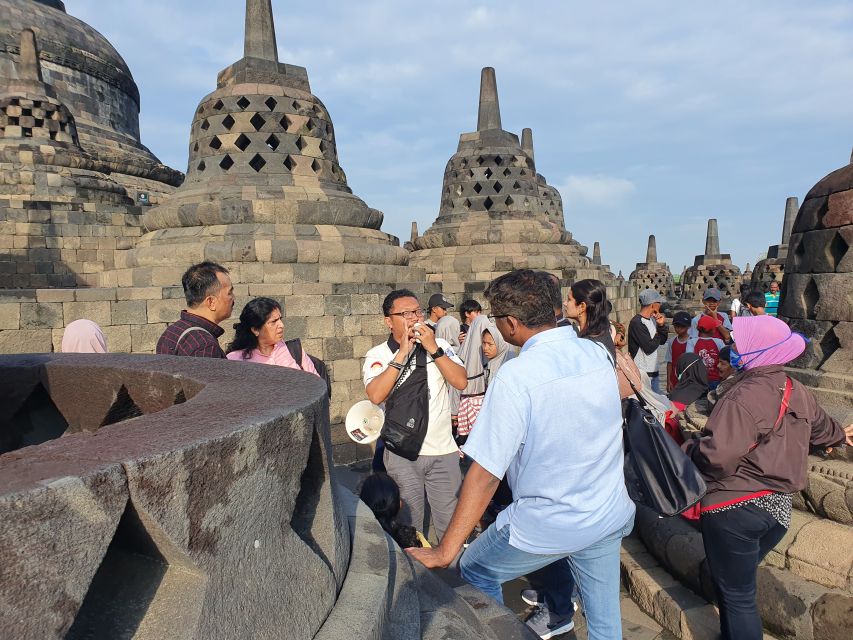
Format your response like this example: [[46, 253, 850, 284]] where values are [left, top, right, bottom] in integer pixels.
[[521, 589, 546, 606], [524, 604, 575, 639]]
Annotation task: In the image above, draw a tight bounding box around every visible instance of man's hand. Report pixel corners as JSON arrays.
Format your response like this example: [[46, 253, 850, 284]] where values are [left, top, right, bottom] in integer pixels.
[[845, 424, 853, 446], [654, 312, 666, 327], [415, 321, 438, 353], [405, 545, 454, 569], [458, 331, 467, 345]]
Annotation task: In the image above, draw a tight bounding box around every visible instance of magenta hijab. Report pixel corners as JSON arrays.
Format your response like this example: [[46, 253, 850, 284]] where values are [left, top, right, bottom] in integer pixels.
[[61, 319, 108, 353], [731, 315, 805, 370]]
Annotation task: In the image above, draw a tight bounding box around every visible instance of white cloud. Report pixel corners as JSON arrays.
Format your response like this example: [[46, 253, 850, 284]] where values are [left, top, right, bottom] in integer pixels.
[[557, 175, 637, 208]]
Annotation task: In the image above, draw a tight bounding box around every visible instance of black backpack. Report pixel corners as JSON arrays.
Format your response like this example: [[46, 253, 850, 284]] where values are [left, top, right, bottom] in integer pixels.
[[381, 344, 430, 461], [285, 339, 332, 400]]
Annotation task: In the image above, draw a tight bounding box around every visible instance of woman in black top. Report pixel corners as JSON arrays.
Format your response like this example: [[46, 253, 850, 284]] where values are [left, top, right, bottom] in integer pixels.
[[564, 279, 616, 361]]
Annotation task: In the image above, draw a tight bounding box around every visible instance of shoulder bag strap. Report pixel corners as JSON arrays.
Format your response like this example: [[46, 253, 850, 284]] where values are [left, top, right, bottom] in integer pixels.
[[176, 326, 213, 348], [748, 377, 793, 451], [285, 339, 305, 371]]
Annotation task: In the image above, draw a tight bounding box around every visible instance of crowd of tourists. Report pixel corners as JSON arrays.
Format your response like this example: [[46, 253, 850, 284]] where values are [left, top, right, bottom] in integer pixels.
[[58, 261, 852, 640]]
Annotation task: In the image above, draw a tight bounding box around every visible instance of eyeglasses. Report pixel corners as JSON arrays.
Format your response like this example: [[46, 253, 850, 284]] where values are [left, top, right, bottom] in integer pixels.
[[487, 314, 509, 321], [388, 309, 425, 320]]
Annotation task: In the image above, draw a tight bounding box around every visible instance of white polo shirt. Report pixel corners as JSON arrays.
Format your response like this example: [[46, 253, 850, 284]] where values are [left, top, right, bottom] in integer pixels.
[[362, 338, 462, 456]]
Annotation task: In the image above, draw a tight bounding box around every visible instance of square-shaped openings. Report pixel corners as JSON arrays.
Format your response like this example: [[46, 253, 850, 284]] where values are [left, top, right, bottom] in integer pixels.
[[291, 100, 300, 111], [265, 97, 278, 111], [319, 140, 328, 153], [196, 160, 206, 172], [219, 154, 234, 171], [200, 119, 210, 131], [305, 118, 315, 132], [235, 133, 251, 151], [237, 96, 251, 110], [473, 183, 483, 194], [213, 99, 224, 111], [311, 158, 322, 173], [283, 155, 296, 171], [295, 136, 308, 151], [221, 114, 235, 130], [208, 136, 222, 150], [266, 134, 280, 151], [484, 168, 493, 179], [249, 154, 266, 172], [280, 114, 292, 130], [250, 113, 266, 131]]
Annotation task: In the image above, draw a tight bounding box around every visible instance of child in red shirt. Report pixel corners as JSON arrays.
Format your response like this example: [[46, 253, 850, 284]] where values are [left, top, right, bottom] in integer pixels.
[[664, 311, 692, 392], [687, 315, 726, 389]]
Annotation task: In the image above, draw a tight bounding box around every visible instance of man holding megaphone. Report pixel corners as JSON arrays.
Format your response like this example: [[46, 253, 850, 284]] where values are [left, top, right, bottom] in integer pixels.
[[362, 289, 467, 542]]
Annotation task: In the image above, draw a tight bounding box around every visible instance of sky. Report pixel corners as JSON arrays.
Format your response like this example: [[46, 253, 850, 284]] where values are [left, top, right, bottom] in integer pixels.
[[68, 0, 853, 277]]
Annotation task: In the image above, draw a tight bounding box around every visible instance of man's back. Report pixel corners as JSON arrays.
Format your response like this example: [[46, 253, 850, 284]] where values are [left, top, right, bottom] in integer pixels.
[[156, 311, 225, 358], [464, 326, 634, 554]]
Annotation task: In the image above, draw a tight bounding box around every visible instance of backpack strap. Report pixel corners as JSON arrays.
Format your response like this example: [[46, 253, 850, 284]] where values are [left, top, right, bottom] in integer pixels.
[[285, 338, 305, 371], [748, 377, 792, 451], [176, 326, 213, 350]]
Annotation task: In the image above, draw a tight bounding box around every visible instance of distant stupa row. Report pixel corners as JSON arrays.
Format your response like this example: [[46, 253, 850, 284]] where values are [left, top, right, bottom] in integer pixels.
[[408, 67, 612, 297]]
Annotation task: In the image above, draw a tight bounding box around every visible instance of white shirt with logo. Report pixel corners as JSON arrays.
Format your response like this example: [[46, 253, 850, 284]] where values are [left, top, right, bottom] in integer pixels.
[[362, 338, 462, 456]]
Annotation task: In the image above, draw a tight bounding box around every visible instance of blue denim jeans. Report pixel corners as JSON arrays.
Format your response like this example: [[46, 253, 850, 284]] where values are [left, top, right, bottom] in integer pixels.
[[460, 515, 635, 640]]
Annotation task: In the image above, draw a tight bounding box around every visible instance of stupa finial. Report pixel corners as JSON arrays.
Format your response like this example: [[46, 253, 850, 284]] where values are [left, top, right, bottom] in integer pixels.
[[592, 242, 602, 265], [244, 0, 278, 62], [477, 67, 502, 132], [521, 128, 534, 161], [646, 235, 657, 263], [705, 219, 720, 257], [18, 29, 42, 83], [782, 197, 798, 245]]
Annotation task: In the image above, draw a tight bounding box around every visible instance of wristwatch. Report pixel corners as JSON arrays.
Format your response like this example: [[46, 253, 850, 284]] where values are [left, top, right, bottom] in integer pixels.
[[429, 346, 445, 360]]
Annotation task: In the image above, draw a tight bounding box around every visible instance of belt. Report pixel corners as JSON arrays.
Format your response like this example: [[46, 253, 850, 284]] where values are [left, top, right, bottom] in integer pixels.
[[646, 371, 659, 377]]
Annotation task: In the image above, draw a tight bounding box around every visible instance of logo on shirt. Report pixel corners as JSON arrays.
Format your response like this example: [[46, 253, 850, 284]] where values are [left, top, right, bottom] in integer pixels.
[[370, 361, 384, 370]]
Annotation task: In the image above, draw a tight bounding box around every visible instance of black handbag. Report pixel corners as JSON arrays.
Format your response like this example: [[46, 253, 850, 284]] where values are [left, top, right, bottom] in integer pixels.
[[622, 383, 707, 517], [381, 344, 429, 461]]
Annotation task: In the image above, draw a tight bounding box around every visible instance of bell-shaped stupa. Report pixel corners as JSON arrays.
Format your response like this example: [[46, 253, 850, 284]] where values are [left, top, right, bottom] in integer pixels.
[[115, 0, 415, 283], [629, 235, 674, 298], [409, 67, 610, 299], [680, 218, 742, 303]]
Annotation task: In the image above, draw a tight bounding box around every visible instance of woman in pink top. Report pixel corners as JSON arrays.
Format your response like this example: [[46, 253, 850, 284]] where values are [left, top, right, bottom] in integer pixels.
[[225, 297, 319, 376]]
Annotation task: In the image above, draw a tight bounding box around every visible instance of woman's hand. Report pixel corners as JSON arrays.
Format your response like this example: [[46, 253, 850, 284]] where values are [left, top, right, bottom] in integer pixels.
[[844, 424, 853, 447]]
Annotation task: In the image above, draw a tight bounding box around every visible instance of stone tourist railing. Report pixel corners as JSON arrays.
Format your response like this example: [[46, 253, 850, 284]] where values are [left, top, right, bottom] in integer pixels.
[[0, 353, 350, 639]]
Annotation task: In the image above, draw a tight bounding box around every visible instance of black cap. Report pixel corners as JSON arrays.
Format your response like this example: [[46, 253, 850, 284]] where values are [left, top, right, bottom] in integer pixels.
[[672, 311, 692, 327], [427, 293, 454, 309]]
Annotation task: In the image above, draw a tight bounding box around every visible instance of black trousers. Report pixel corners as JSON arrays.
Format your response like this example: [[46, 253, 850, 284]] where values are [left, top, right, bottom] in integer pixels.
[[526, 559, 577, 616], [701, 503, 787, 640]]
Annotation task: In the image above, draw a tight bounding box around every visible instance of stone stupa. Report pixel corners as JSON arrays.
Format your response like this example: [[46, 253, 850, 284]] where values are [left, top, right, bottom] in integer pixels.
[[680, 218, 742, 303], [409, 67, 616, 302], [101, 0, 427, 425], [629, 235, 674, 298], [751, 196, 798, 291]]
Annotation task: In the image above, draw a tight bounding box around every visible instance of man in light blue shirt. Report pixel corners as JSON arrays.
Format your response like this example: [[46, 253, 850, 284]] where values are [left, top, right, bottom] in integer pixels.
[[408, 270, 635, 640]]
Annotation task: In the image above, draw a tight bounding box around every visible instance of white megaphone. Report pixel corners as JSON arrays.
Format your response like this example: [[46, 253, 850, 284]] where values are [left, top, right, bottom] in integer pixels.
[[345, 400, 385, 444]]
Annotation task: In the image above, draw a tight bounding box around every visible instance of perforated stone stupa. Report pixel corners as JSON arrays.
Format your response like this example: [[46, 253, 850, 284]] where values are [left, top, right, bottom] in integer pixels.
[[0, 19, 177, 288], [409, 67, 612, 300], [781, 150, 853, 411], [751, 196, 797, 290], [629, 235, 674, 298], [680, 218, 742, 302]]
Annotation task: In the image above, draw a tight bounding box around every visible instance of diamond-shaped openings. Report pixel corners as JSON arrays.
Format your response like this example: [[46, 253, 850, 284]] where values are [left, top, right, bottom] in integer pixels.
[[280, 114, 292, 130], [250, 113, 266, 132], [100, 386, 143, 427], [504, 196, 514, 206], [219, 154, 234, 171], [802, 277, 819, 318], [494, 155, 503, 166], [3, 383, 68, 454], [473, 183, 483, 194], [200, 119, 210, 131], [235, 133, 251, 152], [503, 168, 512, 177], [513, 181, 521, 190], [221, 114, 235, 130], [319, 140, 328, 154], [265, 134, 280, 151], [483, 197, 494, 210], [462, 198, 472, 210], [65, 499, 207, 639], [197, 160, 206, 172], [476, 156, 485, 166], [493, 182, 503, 194], [213, 99, 224, 111], [236, 96, 251, 110], [829, 231, 848, 270], [295, 136, 308, 151], [208, 136, 222, 150], [283, 155, 296, 171], [467, 169, 475, 179], [291, 100, 300, 111], [484, 168, 493, 179], [265, 97, 278, 111], [311, 158, 322, 174], [249, 154, 266, 172], [305, 118, 315, 132]]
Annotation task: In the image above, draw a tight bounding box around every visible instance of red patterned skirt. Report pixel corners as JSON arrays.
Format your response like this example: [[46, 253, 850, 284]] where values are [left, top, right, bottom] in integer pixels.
[[457, 394, 485, 436]]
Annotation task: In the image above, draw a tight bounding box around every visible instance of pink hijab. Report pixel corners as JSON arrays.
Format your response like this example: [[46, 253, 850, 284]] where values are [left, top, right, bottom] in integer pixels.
[[731, 315, 805, 370], [61, 319, 108, 353]]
